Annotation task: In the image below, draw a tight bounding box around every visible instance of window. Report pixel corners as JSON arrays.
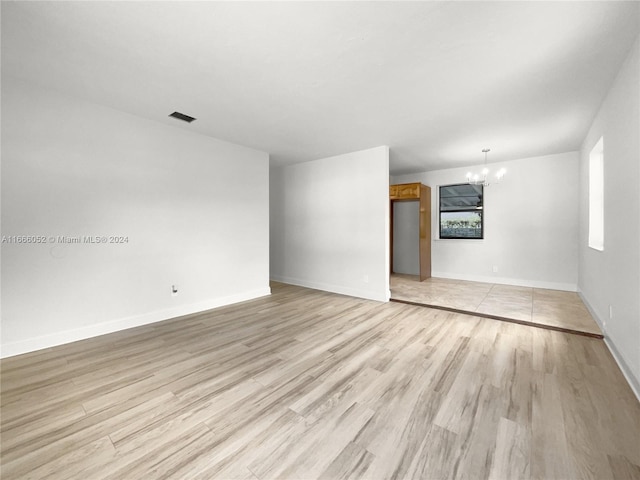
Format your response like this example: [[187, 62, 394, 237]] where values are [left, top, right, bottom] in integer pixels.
[[439, 183, 483, 239], [589, 137, 604, 251]]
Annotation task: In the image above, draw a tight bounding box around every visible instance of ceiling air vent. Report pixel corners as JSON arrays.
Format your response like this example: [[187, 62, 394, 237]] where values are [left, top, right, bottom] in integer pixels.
[[169, 111, 196, 123]]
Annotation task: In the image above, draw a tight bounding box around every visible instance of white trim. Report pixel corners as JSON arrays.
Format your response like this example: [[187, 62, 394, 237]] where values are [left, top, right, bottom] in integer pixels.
[[0, 287, 271, 359], [578, 290, 640, 402], [431, 271, 577, 292], [603, 336, 640, 403], [270, 275, 388, 303], [577, 289, 607, 334]]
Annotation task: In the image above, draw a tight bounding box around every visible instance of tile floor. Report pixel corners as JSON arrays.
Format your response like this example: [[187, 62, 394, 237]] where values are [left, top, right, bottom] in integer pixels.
[[390, 274, 603, 336]]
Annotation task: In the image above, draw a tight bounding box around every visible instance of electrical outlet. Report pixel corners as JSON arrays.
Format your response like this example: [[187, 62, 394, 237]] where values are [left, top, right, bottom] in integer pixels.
[[363, 275, 369, 284], [171, 285, 178, 296], [492, 266, 498, 273]]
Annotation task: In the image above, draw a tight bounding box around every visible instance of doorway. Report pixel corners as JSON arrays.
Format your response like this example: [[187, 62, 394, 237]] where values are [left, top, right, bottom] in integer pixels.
[[389, 182, 431, 281]]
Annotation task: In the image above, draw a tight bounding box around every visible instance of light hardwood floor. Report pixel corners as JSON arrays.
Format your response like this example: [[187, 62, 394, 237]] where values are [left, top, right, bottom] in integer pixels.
[[391, 274, 603, 337], [1, 282, 638, 479]]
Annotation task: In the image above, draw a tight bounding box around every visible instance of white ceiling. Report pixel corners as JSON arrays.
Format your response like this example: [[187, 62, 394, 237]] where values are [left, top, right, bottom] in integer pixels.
[[2, 1, 638, 175]]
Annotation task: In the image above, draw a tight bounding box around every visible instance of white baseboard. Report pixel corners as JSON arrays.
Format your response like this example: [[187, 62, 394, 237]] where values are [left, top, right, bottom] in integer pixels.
[[431, 271, 577, 292], [603, 337, 640, 402], [578, 290, 640, 403], [270, 275, 388, 303], [0, 287, 271, 359]]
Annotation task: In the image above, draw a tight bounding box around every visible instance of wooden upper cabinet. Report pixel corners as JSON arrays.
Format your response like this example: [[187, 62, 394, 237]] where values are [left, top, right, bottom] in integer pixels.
[[390, 182, 421, 200]]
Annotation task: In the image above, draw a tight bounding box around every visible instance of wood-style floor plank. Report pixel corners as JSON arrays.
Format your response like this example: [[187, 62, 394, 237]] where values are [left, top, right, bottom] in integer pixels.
[[1, 282, 638, 479]]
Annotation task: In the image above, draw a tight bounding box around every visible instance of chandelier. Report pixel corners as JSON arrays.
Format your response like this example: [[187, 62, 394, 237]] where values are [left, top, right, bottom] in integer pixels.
[[466, 149, 506, 186]]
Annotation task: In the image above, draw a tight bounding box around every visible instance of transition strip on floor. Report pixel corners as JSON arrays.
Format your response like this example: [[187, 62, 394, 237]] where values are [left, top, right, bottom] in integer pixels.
[[390, 297, 605, 339]]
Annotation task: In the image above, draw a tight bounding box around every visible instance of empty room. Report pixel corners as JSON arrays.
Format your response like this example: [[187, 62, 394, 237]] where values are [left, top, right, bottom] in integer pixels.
[[1, 2, 639, 479]]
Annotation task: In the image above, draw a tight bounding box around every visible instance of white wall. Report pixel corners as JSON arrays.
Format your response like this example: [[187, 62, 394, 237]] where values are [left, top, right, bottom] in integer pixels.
[[1, 76, 270, 357], [578, 36, 639, 395], [393, 201, 419, 275], [393, 152, 580, 290], [270, 146, 390, 302]]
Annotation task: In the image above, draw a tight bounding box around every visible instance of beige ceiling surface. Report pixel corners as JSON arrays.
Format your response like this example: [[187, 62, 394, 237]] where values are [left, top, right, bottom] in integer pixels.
[[2, 1, 638, 174]]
